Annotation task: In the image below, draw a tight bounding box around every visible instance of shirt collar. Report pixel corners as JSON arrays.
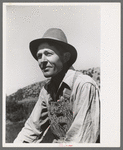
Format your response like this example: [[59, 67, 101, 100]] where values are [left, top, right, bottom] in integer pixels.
[[61, 66, 76, 90]]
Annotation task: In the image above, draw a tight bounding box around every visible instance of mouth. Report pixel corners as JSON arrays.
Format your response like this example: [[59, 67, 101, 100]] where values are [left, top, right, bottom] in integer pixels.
[[41, 66, 52, 71]]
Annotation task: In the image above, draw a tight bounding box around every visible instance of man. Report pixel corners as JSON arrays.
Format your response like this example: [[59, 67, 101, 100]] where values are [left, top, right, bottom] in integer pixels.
[[14, 28, 100, 143]]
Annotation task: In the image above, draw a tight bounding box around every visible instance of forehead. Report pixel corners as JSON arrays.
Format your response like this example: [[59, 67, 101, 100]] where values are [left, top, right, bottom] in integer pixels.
[[37, 42, 61, 54]]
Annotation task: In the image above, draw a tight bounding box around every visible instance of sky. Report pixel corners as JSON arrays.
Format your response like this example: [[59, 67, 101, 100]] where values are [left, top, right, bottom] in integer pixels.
[[4, 3, 101, 95]]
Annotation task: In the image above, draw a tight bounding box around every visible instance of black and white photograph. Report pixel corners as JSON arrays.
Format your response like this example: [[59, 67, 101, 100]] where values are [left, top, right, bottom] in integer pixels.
[[3, 2, 120, 147]]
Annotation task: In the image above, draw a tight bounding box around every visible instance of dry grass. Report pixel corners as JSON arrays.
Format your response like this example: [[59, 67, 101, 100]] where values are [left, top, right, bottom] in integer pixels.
[[6, 120, 25, 143]]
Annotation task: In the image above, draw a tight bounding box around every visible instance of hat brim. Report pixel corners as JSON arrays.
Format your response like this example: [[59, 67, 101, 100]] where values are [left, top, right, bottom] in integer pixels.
[[29, 38, 77, 66]]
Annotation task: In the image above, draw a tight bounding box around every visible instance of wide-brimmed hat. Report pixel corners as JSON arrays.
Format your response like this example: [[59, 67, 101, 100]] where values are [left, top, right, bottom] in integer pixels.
[[29, 28, 77, 66]]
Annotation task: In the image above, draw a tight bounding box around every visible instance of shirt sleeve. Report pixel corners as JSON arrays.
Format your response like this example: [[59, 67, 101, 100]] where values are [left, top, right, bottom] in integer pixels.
[[13, 87, 50, 143], [64, 82, 100, 143]]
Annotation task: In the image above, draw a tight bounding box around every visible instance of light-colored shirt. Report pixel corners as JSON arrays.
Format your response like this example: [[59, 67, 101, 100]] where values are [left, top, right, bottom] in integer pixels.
[[14, 68, 100, 143]]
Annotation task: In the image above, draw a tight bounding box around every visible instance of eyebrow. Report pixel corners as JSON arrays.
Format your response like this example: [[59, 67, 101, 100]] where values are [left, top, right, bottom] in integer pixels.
[[37, 49, 54, 56]]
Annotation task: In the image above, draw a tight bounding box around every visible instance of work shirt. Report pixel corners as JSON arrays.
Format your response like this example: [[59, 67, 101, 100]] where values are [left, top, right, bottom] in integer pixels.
[[14, 68, 100, 143]]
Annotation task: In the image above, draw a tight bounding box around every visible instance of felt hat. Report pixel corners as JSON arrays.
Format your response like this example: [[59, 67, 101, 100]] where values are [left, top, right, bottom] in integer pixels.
[[29, 28, 77, 66]]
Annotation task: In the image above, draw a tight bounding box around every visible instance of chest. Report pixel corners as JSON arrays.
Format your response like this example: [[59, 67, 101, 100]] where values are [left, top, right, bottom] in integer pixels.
[[47, 85, 74, 138]]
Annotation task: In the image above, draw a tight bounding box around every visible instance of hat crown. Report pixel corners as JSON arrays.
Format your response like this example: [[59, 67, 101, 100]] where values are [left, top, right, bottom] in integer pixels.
[[42, 28, 68, 43]]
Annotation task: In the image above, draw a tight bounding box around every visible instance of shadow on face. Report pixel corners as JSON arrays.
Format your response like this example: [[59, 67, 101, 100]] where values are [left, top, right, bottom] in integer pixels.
[[36, 42, 71, 78]]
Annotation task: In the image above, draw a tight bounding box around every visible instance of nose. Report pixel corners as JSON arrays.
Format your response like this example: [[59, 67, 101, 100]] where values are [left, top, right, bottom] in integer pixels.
[[38, 54, 47, 63], [39, 54, 48, 69], [42, 54, 47, 62]]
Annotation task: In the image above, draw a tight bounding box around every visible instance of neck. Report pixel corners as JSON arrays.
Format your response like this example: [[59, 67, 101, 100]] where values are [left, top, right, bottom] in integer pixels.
[[51, 67, 68, 90]]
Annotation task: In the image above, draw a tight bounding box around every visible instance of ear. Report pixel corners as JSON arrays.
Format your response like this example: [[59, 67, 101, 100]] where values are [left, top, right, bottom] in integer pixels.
[[63, 52, 71, 63]]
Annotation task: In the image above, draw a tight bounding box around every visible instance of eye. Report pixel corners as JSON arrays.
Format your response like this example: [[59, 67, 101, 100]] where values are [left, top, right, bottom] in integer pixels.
[[45, 51, 53, 56], [37, 53, 42, 59]]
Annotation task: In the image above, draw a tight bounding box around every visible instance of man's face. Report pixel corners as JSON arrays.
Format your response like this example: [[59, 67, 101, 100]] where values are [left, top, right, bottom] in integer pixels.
[[37, 43, 65, 78]]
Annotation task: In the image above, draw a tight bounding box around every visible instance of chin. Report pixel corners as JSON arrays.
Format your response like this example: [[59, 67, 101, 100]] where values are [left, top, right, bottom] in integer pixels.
[[43, 73, 54, 78], [43, 72, 60, 78]]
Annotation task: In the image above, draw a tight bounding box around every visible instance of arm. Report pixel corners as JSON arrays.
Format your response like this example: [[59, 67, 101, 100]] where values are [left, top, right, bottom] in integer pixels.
[[64, 83, 100, 143], [13, 88, 50, 143]]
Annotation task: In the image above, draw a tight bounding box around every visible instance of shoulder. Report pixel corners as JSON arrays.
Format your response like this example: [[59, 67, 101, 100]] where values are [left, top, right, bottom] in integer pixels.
[[73, 71, 99, 90]]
